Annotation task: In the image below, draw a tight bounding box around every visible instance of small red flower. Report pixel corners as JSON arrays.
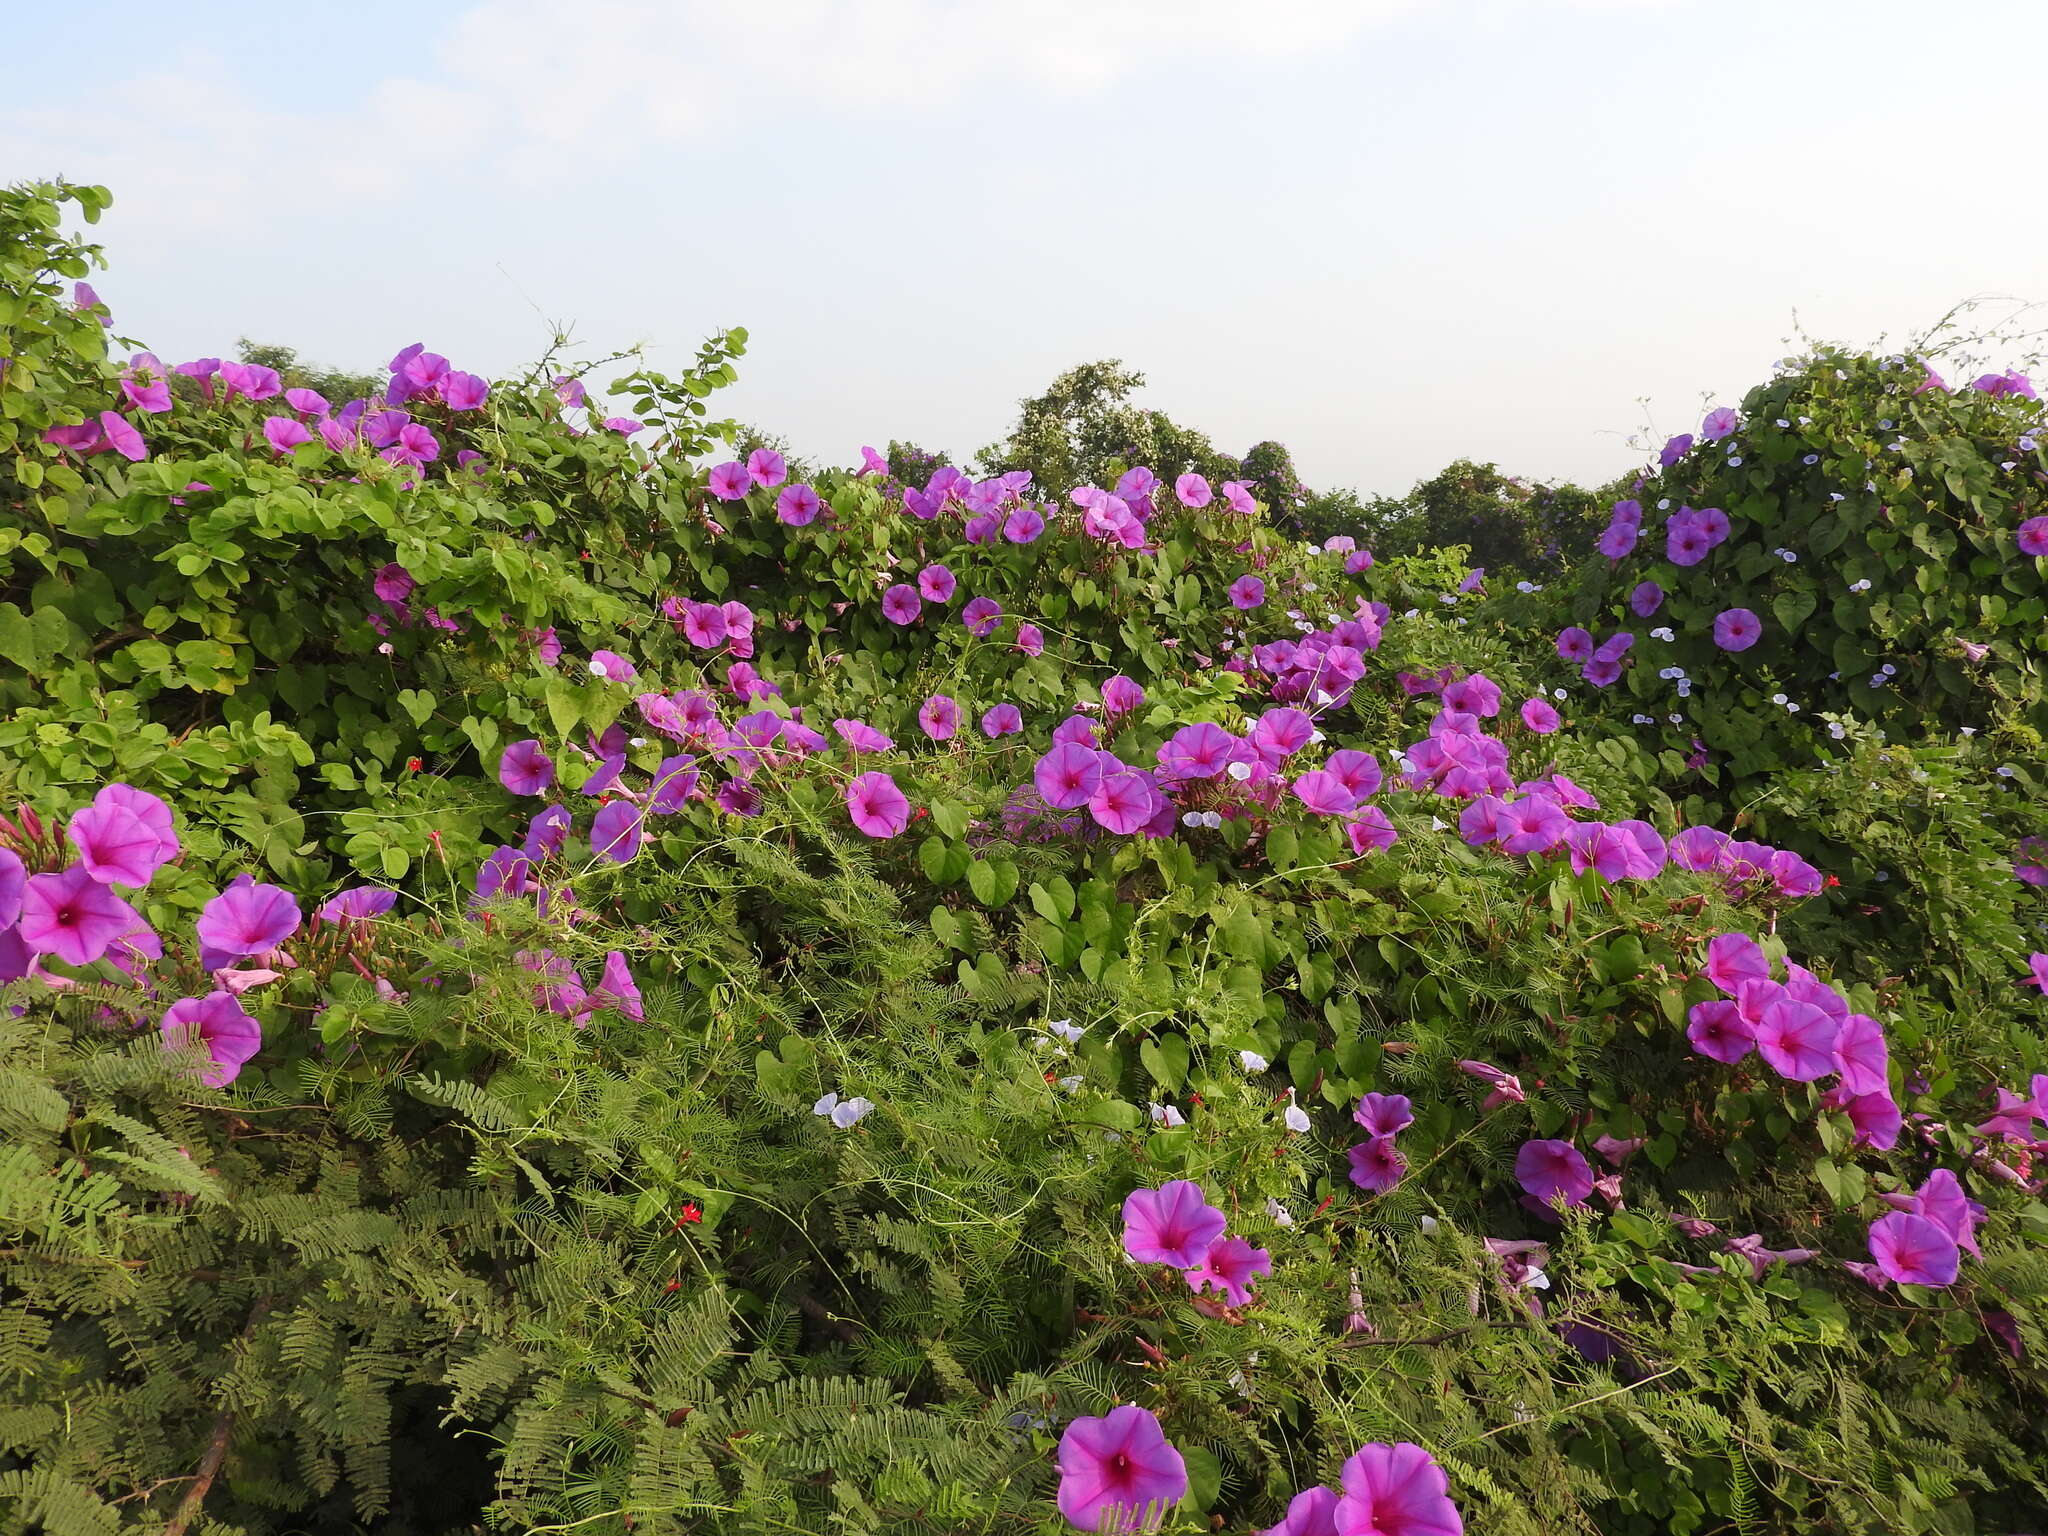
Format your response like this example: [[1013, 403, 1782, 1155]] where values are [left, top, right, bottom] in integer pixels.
[[1824, 874, 1841, 888], [674, 1201, 703, 1226], [405, 756, 423, 772]]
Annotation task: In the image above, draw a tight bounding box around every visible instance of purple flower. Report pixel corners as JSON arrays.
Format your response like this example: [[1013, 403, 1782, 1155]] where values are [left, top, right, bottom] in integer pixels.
[[554, 375, 587, 408], [1347, 1136, 1406, 1193], [1175, 472, 1212, 508], [1088, 770, 1160, 835], [1686, 1000, 1755, 1064], [847, 771, 910, 838], [1629, 581, 1664, 617], [18, 866, 142, 966], [707, 461, 751, 500], [589, 649, 636, 681], [218, 361, 282, 402], [196, 875, 301, 967], [1754, 998, 1838, 1081], [1186, 1235, 1270, 1306], [1712, 608, 1762, 651], [1056, 1405, 1188, 1534], [1519, 698, 1560, 734], [1260, 1487, 1341, 1536], [1704, 932, 1769, 995], [746, 448, 787, 488], [1335, 1442, 1463, 1536], [1122, 1180, 1227, 1267], [1496, 797, 1569, 856], [1836, 1090, 1901, 1150], [1250, 707, 1315, 762], [981, 703, 1022, 737], [604, 416, 644, 434], [918, 694, 961, 740], [833, 718, 894, 753], [1293, 770, 1357, 817], [777, 482, 822, 525], [590, 801, 644, 863], [317, 886, 397, 923], [1346, 807, 1399, 855], [1158, 722, 1235, 780], [1015, 622, 1046, 657], [1516, 1139, 1593, 1208], [160, 992, 263, 1088], [1353, 1092, 1413, 1137], [2017, 516, 2048, 558], [648, 756, 701, 813], [1556, 627, 1594, 663], [1832, 1013, 1889, 1098], [1658, 433, 1694, 466], [67, 790, 176, 887], [1867, 1212, 1958, 1287], [497, 739, 555, 797], [961, 596, 1003, 636], [1003, 506, 1045, 543], [1228, 574, 1266, 610], [881, 584, 922, 626], [1701, 406, 1739, 440], [439, 371, 489, 411], [595, 950, 644, 1021], [911, 563, 956, 603], [681, 601, 730, 648]]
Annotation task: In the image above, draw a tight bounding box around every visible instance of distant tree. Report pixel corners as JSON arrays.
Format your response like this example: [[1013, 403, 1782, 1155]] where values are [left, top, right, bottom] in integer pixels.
[[977, 359, 1238, 496], [1367, 458, 1608, 578], [235, 339, 382, 404], [885, 439, 952, 487]]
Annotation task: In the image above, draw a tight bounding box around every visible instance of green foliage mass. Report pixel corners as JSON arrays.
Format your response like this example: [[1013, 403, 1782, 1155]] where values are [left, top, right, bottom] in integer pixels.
[[3, 177, 2047, 1536]]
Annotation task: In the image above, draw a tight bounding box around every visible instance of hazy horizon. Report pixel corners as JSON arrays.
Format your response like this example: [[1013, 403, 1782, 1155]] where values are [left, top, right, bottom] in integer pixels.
[[9, 0, 2045, 500]]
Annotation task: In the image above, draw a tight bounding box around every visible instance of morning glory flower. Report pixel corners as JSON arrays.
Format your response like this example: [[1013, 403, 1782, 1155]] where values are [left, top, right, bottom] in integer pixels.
[[1238, 1050, 1269, 1072]]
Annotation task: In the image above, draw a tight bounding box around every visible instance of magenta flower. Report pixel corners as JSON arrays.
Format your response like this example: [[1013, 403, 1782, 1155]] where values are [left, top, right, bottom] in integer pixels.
[[1261, 1487, 1341, 1536], [777, 482, 822, 525], [589, 649, 636, 681], [981, 703, 1023, 737], [1353, 1092, 1413, 1137], [195, 875, 301, 967], [1516, 1139, 1593, 1208], [1174, 473, 1212, 508], [1324, 750, 1381, 800], [1565, 822, 1632, 882], [1159, 722, 1235, 780], [554, 375, 587, 408], [262, 415, 313, 454], [1088, 770, 1159, 835], [1867, 1212, 1958, 1287], [1056, 1405, 1188, 1534], [1221, 480, 1256, 514], [1712, 608, 1762, 651], [590, 801, 644, 863], [498, 739, 555, 796], [1123, 1181, 1227, 1267], [682, 601, 730, 648], [846, 771, 910, 838], [833, 718, 894, 752], [1347, 1136, 1406, 1193], [1629, 581, 1664, 617], [65, 801, 161, 888], [918, 694, 961, 740], [707, 461, 751, 500], [1335, 1442, 1462, 1536], [18, 866, 142, 966], [1250, 707, 1314, 761], [1228, 574, 1266, 610], [1704, 932, 1769, 995], [961, 596, 1003, 636], [1837, 1090, 1901, 1150], [317, 887, 397, 922], [160, 992, 263, 1088], [1556, 627, 1594, 663], [2017, 516, 2048, 558], [1519, 698, 1560, 734], [746, 448, 787, 488], [604, 416, 644, 434], [648, 756, 701, 813], [1497, 797, 1569, 856], [595, 950, 644, 1021], [881, 584, 922, 625], [218, 361, 282, 402], [1686, 1001, 1755, 1064], [1034, 743, 1103, 809], [1832, 1013, 1889, 1097], [1003, 506, 1046, 543], [1346, 807, 1399, 856], [97, 412, 147, 461], [1754, 998, 1838, 1081], [0, 848, 23, 929], [1701, 406, 1739, 440], [1015, 622, 1046, 657], [1293, 770, 1357, 816], [436, 371, 487, 411], [1186, 1235, 1271, 1306]]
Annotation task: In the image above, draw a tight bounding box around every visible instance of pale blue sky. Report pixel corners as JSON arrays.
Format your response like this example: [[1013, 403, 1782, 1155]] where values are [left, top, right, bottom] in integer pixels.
[[9, 0, 2043, 496]]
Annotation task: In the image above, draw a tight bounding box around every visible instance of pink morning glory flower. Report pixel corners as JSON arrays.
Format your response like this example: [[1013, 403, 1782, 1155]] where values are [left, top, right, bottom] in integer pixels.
[[160, 992, 263, 1088], [0, 848, 24, 928], [317, 887, 397, 923], [981, 703, 1022, 737], [1250, 707, 1314, 762], [1088, 770, 1159, 835], [218, 361, 281, 402], [1704, 933, 1769, 995], [1003, 506, 1045, 543], [1556, 627, 1594, 662], [1832, 1013, 1889, 1098], [1221, 480, 1257, 514], [64, 800, 164, 888], [595, 950, 644, 1021], [1293, 770, 1357, 816], [590, 801, 644, 863], [263, 415, 312, 454], [918, 563, 956, 602], [604, 416, 644, 434], [833, 718, 894, 753], [918, 694, 961, 740], [1701, 406, 1739, 440], [589, 649, 636, 681], [18, 866, 143, 966], [1496, 797, 1569, 856], [746, 448, 787, 488], [1055, 1405, 1188, 1534], [777, 483, 821, 525], [1713, 608, 1762, 651], [846, 771, 910, 838], [1324, 750, 1382, 800], [1516, 1139, 1593, 1207], [1185, 1235, 1270, 1307], [196, 874, 302, 967], [1101, 675, 1145, 716], [1520, 698, 1560, 734], [1835, 1089, 1901, 1150], [1346, 807, 1399, 855], [1261, 1486, 1341, 1536], [498, 740, 554, 796], [707, 461, 751, 500], [2016, 516, 2048, 557], [554, 375, 587, 408], [1754, 998, 1839, 1081], [1335, 1442, 1463, 1536], [1175, 472, 1212, 508], [881, 585, 922, 625], [1347, 1136, 1406, 1193], [1867, 1212, 1958, 1287], [682, 602, 729, 648], [1228, 574, 1266, 610], [1036, 743, 1104, 808], [439, 371, 489, 412], [1353, 1092, 1413, 1137], [97, 412, 147, 461], [1121, 1180, 1226, 1267], [1686, 1000, 1755, 1064], [961, 596, 1003, 636], [1158, 723, 1235, 780]]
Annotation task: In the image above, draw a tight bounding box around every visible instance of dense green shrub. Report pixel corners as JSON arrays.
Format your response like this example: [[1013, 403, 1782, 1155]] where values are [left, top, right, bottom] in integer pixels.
[[3, 178, 2047, 1536]]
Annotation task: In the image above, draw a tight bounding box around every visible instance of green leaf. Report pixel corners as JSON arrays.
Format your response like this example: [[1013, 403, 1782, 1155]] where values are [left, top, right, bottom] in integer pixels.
[[1139, 1034, 1189, 1092]]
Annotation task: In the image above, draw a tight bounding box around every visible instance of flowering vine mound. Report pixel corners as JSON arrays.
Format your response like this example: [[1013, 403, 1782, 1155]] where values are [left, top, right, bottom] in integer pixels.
[[3, 177, 2047, 1536]]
